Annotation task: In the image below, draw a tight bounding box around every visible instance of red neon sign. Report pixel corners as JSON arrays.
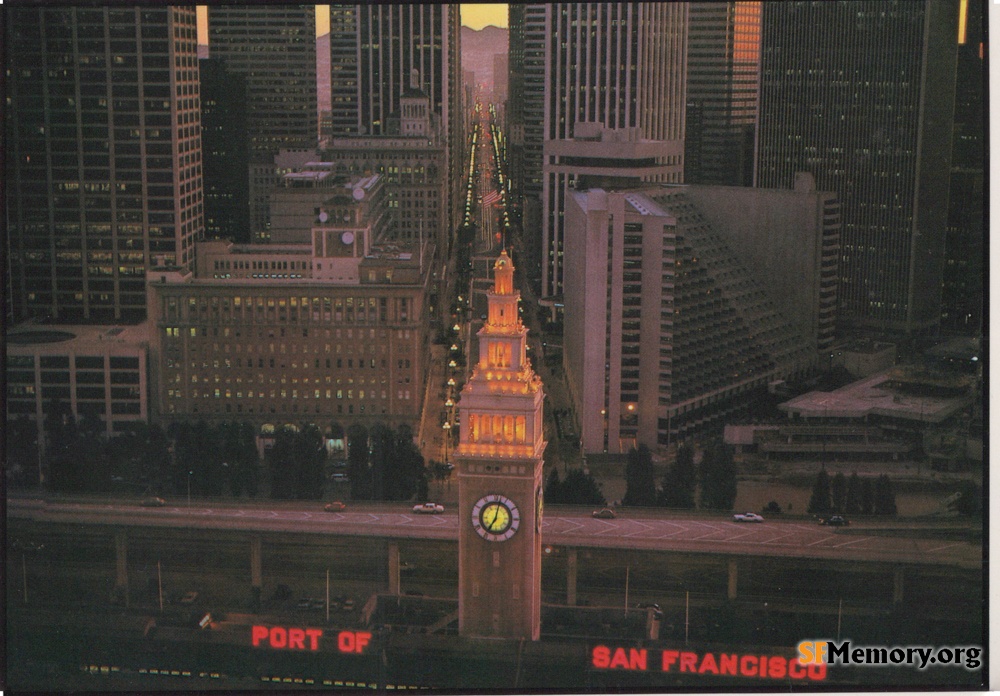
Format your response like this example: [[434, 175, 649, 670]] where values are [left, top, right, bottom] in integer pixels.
[[591, 646, 827, 681], [251, 626, 372, 655]]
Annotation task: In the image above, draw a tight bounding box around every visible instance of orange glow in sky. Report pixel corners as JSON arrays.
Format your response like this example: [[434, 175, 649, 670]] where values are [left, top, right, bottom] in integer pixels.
[[198, 4, 507, 43]]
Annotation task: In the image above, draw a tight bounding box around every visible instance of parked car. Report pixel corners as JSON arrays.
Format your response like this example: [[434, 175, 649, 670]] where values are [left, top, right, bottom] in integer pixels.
[[296, 598, 312, 610], [732, 512, 765, 523], [412, 502, 445, 514], [179, 591, 199, 605], [141, 496, 166, 507], [592, 508, 617, 519], [329, 473, 349, 483], [636, 602, 661, 611], [324, 501, 347, 512], [820, 515, 850, 526]]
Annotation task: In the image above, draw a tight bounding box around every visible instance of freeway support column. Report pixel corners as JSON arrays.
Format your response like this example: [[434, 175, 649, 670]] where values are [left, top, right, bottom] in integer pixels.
[[567, 549, 578, 606], [114, 530, 129, 603], [388, 542, 401, 595], [250, 537, 264, 596], [727, 559, 738, 600], [893, 567, 904, 604]]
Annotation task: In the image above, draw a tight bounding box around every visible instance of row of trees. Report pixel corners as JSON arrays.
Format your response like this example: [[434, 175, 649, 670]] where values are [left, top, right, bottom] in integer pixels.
[[346, 423, 428, 502], [13, 401, 432, 503], [807, 469, 897, 515], [544, 467, 606, 506], [624, 443, 738, 510]]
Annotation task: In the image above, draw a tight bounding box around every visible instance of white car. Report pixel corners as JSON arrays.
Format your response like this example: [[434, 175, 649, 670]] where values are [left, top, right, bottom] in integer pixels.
[[412, 502, 445, 514], [732, 512, 764, 523]]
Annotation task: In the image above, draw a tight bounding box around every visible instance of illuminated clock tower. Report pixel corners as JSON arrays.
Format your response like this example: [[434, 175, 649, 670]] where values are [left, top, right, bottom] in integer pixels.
[[455, 250, 546, 640]]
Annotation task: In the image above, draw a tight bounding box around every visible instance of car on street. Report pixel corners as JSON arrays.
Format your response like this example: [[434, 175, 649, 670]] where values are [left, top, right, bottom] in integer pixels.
[[732, 512, 765, 523], [141, 496, 166, 507], [820, 515, 850, 526], [296, 598, 312, 610], [592, 508, 616, 519], [636, 602, 661, 611], [412, 502, 445, 514], [324, 501, 347, 512], [179, 591, 199, 605], [329, 473, 349, 483]]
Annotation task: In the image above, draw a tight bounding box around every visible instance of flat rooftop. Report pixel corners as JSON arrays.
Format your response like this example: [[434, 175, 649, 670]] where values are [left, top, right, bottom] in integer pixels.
[[779, 369, 970, 424]]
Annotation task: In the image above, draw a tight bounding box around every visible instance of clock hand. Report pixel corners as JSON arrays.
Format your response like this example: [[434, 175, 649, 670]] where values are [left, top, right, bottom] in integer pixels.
[[490, 505, 500, 530]]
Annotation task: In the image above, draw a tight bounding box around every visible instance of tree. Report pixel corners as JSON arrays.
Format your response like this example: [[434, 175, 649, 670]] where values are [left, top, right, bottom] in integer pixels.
[[807, 468, 832, 515], [544, 468, 565, 504], [844, 472, 862, 515], [948, 480, 982, 517], [622, 445, 657, 507], [267, 425, 298, 500], [659, 444, 696, 508], [860, 477, 874, 515], [6, 416, 40, 487], [560, 468, 606, 506], [294, 424, 327, 500], [387, 424, 426, 501], [699, 443, 738, 510], [873, 474, 897, 515], [830, 472, 847, 513], [346, 423, 371, 499]]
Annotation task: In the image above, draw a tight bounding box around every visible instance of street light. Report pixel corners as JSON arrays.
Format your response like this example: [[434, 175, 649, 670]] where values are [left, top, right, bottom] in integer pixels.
[[187, 470, 193, 507], [442, 422, 452, 467]]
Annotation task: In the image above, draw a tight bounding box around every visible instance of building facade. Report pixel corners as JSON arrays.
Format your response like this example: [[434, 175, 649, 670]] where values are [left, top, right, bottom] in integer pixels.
[[685, 2, 761, 186], [147, 242, 429, 431], [517, 3, 689, 301], [208, 6, 318, 237], [564, 187, 814, 454], [755, 0, 959, 334], [6, 6, 202, 323], [7, 324, 150, 450], [200, 57, 251, 243], [327, 4, 464, 235]]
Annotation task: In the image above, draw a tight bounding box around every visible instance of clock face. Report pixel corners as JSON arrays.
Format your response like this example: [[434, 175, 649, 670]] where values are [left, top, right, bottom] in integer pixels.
[[472, 494, 520, 542]]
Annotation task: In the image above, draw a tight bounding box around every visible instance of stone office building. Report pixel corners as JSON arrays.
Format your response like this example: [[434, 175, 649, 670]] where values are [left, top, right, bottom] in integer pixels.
[[147, 209, 431, 432]]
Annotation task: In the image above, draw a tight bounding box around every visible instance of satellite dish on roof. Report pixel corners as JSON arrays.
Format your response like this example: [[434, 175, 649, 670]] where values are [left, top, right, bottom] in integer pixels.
[[353, 188, 365, 201], [341, 231, 355, 245], [318, 211, 329, 223]]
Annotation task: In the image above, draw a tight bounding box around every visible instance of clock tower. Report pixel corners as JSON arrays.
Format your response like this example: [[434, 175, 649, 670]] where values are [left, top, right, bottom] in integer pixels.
[[455, 250, 546, 640]]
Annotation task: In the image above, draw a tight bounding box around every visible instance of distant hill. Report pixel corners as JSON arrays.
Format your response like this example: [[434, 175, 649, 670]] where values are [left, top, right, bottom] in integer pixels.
[[461, 25, 508, 90]]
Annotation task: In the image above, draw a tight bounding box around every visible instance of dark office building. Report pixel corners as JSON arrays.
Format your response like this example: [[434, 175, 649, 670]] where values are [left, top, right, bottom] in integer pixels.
[[207, 6, 318, 237], [941, 0, 985, 335], [685, 2, 761, 187], [200, 58, 251, 244], [756, 0, 959, 335], [5, 6, 202, 324]]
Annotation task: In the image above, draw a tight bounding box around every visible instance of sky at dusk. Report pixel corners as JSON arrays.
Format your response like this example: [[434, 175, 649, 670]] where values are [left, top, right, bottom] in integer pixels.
[[197, 5, 508, 43]]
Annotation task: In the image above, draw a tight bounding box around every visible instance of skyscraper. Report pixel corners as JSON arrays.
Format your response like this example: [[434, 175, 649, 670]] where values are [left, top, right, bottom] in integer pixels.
[[6, 6, 202, 324], [200, 58, 251, 244], [685, 2, 761, 186], [513, 3, 688, 302], [327, 5, 464, 234], [756, 0, 959, 334], [208, 6, 318, 237]]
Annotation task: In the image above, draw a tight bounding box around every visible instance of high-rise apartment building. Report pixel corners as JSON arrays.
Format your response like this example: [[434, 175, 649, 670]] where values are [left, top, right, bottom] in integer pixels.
[[511, 4, 688, 302], [200, 58, 251, 244], [564, 186, 815, 453], [6, 7, 203, 324], [327, 5, 464, 235], [208, 6, 318, 237], [685, 2, 761, 186], [756, 0, 959, 334]]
